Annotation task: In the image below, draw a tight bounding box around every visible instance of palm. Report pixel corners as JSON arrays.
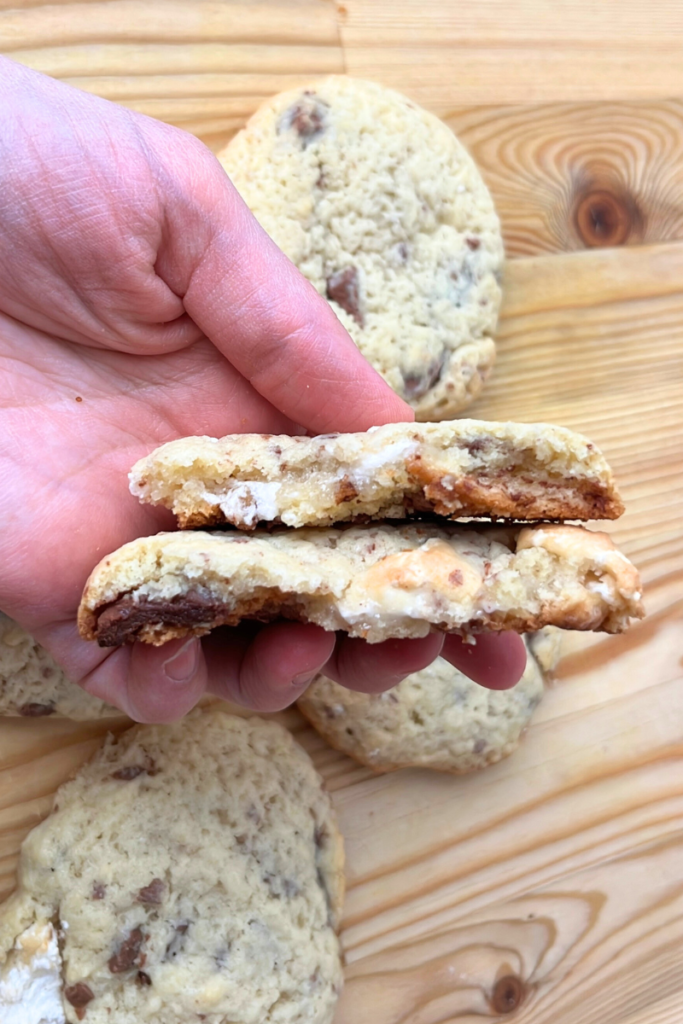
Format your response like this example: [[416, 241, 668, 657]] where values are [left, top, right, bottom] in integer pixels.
[[0, 318, 298, 634]]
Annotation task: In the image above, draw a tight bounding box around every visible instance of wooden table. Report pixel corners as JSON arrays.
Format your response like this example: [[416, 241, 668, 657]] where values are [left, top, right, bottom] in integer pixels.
[[1, 3, 682, 1021]]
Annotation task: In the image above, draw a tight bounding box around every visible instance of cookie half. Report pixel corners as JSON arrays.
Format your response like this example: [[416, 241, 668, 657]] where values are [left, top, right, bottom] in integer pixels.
[[0, 708, 344, 1024], [219, 76, 504, 419], [129, 421, 624, 530], [298, 629, 561, 774], [77, 523, 644, 646], [0, 613, 118, 720]]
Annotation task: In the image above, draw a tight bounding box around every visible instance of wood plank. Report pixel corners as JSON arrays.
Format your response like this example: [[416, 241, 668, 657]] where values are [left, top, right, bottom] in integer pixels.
[[0, 1, 340, 48], [0, 0, 343, 151], [341, 0, 683, 108], [339, 0, 683, 44], [338, 828, 683, 1023], [447, 101, 683, 256]]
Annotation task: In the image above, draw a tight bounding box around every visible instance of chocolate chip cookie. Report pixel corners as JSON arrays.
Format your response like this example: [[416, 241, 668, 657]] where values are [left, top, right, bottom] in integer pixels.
[[0, 708, 344, 1024], [129, 421, 624, 530], [298, 629, 562, 774], [0, 613, 118, 720], [219, 76, 504, 419], [77, 523, 644, 647]]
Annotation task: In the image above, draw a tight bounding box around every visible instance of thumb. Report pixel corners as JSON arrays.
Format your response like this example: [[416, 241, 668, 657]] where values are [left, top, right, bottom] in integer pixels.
[[148, 123, 412, 434]]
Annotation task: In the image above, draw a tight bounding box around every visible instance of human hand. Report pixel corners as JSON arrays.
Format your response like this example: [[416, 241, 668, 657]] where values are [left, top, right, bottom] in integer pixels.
[[0, 57, 526, 722]]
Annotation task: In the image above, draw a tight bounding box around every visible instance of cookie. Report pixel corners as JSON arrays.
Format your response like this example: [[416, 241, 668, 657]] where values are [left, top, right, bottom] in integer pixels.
[[297, 629, 562, 774], [77, 523, 644, 647], [0, 613, 118, 720], [219, 76, 504, 419], [129, 421, 623, 530], [0, 708, 344, 1024]]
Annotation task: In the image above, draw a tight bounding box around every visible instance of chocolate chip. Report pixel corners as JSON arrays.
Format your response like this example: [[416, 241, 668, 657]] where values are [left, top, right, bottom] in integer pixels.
[[314, 825, 328, 849], [464, 437, 492, 455], [164, 922, 189, 961], [136, 971, 152, 986], [64, 982, 94, 1008], [19, 702, 55, 717], [280, 93, 328, 146], [108, 927, 144, 973], [334, 475, 359, 504], [326, 267, 363, 326], [96, 592, 222, 647], [263, 872, 300, 898], [111, 766, 145, 781], [402, 352, 445, 400], [92, 883, 106, 900], [473, 738, 487, 754], [137, 878, 164, 905], [466, 236, 481, 250]]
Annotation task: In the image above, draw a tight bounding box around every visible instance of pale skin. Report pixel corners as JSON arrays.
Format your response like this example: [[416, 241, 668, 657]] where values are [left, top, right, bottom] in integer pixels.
[[0, 57, 526, 723]]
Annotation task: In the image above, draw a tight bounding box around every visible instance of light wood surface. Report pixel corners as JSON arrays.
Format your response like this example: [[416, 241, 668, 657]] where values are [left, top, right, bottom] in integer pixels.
[[1, 4, 682, 1023]]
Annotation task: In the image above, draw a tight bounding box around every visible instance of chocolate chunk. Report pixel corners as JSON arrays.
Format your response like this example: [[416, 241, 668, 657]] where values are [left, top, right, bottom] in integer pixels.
[[19, 702, 55, 717], [314, 825, 328, 849], [334, 475, 359, 504], [463, 437, 492, 456], [95, 592, 224, 647], [64, 982, 94, 1008], [108, 927, 144, 973], [92, 883, 106, 900], [164, 922, 189, 961], [473, 738, 487, 754], [111, 765, 145, 781], [326, 267, 363, 326], [136, 970, 152, 986], [402, 352, 445, 400], [281, 93, 328, 146], [137, 878, 165, 905], [466, 236, 481, 250]]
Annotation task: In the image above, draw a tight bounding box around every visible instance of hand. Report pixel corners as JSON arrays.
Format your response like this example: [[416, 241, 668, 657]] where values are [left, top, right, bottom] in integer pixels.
[[0, 57, 526, 722]]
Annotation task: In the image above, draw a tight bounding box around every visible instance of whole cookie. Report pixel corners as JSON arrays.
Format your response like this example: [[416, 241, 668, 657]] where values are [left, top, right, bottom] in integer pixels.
[[220, 76, 504, 419], [0, 708, 344, 1024], [298, 631, 562, 774], [0, 613, 118, 720]]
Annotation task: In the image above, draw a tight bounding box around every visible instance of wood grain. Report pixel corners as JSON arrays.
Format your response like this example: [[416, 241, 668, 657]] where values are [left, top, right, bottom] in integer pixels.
[[447, 101, 683, 256], [1, 241, 682, 1021], [340, 0, 683, 109], [1, 4, 683, 1022], [0, 0, 344, 151]]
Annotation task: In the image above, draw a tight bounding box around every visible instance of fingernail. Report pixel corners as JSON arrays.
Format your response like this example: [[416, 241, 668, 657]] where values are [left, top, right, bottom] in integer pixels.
[[163, 639, 200, 684], [291, 670, 318, 689]]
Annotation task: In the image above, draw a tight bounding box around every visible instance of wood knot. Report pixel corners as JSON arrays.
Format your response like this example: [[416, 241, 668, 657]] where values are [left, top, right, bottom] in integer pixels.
[[573, 187, 639, 248], [490, 974, 526, 1014]]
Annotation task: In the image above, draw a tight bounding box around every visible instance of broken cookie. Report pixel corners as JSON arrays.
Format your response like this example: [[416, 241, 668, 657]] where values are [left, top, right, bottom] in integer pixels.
[[78, 523, 643, 647], [129, 420, 624, 530]]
